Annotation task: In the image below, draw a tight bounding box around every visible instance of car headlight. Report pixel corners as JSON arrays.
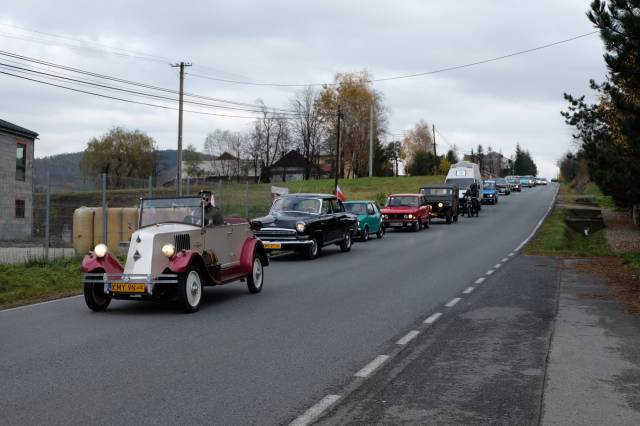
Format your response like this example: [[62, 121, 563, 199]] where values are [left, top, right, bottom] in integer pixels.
[[438, 202, 444, 208], [407, 214, 414, 219], [296, 222, 306, 233], [162, 243, 176, 258], [94, 243, 108, 258], [382, 214, 388, 219]]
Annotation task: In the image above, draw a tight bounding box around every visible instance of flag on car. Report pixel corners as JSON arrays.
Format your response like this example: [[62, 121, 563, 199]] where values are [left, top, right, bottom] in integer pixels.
[[336, 185, 346, 201]]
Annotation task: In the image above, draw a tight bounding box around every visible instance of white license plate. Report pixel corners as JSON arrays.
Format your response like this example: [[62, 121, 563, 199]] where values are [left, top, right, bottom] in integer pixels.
[[389, 221, 403, 227]]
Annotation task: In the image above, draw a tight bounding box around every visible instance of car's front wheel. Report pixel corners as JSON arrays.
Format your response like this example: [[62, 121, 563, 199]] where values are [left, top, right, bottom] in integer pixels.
[[84, 279, 111, 312], [178, 266, 203, 313], [246, 255, 264, 294], [340, 231, 352, 252], [361, 226, 369, 241], [306, 236, 320, 260]]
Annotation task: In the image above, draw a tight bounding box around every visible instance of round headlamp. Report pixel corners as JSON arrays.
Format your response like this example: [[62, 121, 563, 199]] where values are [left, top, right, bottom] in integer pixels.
[[408, 214, 414, 219], [162, 243, 176, 258], [438, 202, 444, 208], [295, 222, 306, 233], [94, 243, 108, 258]]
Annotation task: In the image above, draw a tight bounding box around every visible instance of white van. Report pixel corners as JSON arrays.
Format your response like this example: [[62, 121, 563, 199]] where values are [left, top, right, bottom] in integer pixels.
[[445, 161, 483, 200]]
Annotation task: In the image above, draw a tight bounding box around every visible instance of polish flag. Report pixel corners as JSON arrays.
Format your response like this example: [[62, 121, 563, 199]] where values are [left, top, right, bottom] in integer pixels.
[[336, 185, 346, 202]]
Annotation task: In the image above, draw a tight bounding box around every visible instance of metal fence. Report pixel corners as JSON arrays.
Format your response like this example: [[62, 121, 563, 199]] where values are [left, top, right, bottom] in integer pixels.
[[0, 174, 288, 264]]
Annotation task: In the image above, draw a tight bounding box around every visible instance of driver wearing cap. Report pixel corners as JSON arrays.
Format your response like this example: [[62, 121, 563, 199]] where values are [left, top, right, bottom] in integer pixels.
[[200, 190, 224, 226]]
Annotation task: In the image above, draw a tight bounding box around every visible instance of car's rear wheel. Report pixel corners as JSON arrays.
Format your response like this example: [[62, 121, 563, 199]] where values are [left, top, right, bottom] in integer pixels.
[[306, 236, 320, 260], [340, 231, 352, 252], [361, 226, 369, 241], [376, 224, 385, 238], [84, 279, 111, 312], [178, 266, 203, 313], [246, 255, 264, 294]]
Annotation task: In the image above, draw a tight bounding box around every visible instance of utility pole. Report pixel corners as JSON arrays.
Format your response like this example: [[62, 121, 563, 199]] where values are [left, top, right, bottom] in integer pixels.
[[432, 124, 438, 175], [334, 106, 343, 194], [368, 104, 373, 177], [171, 61, 192, 196]]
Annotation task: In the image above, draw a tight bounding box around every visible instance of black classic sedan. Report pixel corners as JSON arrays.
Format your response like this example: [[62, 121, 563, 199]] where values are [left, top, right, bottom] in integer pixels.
[[251, 193, 358, 259]]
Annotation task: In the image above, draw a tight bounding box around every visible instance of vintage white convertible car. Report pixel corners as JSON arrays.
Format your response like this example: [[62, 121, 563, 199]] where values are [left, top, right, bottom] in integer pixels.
[[82, 196, 268, 313]]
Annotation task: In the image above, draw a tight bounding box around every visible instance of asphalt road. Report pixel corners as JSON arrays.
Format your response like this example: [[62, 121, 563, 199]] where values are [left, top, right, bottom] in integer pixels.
[[0, 184, 557, 425]]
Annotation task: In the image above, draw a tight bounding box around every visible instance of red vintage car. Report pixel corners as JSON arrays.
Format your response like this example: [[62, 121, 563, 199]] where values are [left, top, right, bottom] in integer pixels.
[[381, 194, 432, 231]]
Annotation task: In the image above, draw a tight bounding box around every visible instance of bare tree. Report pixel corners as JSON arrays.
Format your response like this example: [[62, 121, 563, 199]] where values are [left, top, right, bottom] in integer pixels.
[[291, 86, 325, 179], [253, 100, 291, 182]]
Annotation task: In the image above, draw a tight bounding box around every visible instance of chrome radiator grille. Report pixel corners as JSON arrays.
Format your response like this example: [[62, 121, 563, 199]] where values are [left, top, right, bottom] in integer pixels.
[[174, 234, 191, 251]]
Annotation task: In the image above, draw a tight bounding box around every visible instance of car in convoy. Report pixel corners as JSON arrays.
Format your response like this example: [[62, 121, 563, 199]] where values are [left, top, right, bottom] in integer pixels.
[[251, 193, 357, 259], [381, 193, 432, 231], [536, 177, 548, 185], [506, 176, 522, 192], [420, 184, 459, 224], [343, 200, 384, 241], [82, 196, 268, 313], [520, 176, 533, 188], [482, 180, 499, 204], [494, 177, 511, 195]]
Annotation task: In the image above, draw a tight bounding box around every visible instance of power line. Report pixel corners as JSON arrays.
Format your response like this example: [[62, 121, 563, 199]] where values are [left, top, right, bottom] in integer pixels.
[[187, 31, 598, 87], [0, 50, 297, 113], [0, 70, 289, 119]]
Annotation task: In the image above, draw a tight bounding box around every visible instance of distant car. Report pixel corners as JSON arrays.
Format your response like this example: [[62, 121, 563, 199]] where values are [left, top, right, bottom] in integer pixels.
[[506, 176, 521, 192], [251, 193, 357, 260], [344, 200, 384, 241], [381, 194, 432, 231], [520, 176, 532, 188], [536, 177, 548, 185], [82, 196, 268, 313], [420, 184, 459, 224], [494, 178, 511, 195], [482, 180, 499, 204]]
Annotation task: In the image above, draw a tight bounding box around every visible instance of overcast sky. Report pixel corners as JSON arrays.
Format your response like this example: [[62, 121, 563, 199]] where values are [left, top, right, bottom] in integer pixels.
[[1, 0, 607, 178]]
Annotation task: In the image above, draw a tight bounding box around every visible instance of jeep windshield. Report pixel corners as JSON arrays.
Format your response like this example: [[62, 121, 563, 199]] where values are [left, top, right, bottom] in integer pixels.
[[270, 197, 321, 215], [385, 196, 419, 207], [421, 188, 452, 196], [140, 197, 203, 228]]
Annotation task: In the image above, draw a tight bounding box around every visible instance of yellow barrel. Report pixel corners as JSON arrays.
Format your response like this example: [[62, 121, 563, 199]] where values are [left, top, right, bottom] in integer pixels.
[[107, 208, 122, 249], [121, 207, 139, 242], [73, 207, 95, 254]]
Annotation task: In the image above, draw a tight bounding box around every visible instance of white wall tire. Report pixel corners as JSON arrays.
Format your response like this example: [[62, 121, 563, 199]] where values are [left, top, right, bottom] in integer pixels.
[[178, 267, 203, 313], [247, 256, 264, 294]]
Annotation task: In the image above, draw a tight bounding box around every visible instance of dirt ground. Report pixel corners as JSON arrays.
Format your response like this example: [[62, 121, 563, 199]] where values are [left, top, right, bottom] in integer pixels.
[[603, 209, 640, 253]]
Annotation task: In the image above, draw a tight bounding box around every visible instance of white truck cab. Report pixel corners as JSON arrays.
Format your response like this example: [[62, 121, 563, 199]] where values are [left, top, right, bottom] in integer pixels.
[[444, 161, 483, 200]]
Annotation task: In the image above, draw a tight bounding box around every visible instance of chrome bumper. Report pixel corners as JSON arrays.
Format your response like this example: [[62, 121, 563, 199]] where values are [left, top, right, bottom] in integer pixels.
[[84, 273, 179, 295]]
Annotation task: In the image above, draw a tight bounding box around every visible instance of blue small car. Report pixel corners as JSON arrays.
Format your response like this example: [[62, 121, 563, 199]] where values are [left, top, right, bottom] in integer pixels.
[[343, 200, 384, 241], [482, 180, 499, 205]]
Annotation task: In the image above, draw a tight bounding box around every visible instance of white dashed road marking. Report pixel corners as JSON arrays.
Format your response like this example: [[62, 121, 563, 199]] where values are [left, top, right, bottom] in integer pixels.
[[424, 312, 442, 324], [486, 270, 495, 275], [463, 287, 475, 294], [508, 252, 515, 257], [396, 330, 420, 345], [501, 257, 509, 262], [494, 263, 502, 269], [475, 277, 486, 285], [355, 355, 390, 378], [290, 395, 341, 426], [445, 297, 461, 308]]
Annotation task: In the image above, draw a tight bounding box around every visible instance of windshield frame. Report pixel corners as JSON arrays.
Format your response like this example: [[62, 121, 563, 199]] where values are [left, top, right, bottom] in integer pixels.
[[270, 196, 322, 215], [139, 196, 204, 229]]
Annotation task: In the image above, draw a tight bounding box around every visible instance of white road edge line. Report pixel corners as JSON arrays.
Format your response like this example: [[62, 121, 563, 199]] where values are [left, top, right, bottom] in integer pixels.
[[501, 257, 509, 262], [514, 185, 559, 252], [486, 270, 495, 276], [0, 295, 83, 313], [463, 286, 475, 294], [396, 330, 420, 345], [475, 277, 486, 285], [354, 355, 390, 378], [424, 312, 442, 324], [445, 297, 461, 308], [290, 394, 341, 426]]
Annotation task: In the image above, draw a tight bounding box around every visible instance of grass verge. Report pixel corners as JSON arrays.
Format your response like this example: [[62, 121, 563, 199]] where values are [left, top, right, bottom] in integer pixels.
[[0, 257, 83, 309]]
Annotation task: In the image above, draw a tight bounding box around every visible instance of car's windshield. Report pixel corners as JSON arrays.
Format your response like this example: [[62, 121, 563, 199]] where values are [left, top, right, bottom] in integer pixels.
[[271, 197, 321, 215], [421, 188, 452, 196], [140, 197, 203, 228], [344, 203, 367, 214], [484, 181, 496, 189], [495, 178, 507, 185], [445, 178, 475, 189], [385, 196, 419, 207]]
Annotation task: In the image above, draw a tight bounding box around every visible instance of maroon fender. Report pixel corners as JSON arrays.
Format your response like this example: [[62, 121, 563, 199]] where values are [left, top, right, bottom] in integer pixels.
[[239, 237, 267, 274], [168, 250, 202, 273], [81, 251, 124, 273]]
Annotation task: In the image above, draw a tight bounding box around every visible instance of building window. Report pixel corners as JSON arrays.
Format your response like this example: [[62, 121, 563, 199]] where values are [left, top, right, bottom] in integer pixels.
[[16, 143, 26, 181], [15, 199, 25, 219]]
